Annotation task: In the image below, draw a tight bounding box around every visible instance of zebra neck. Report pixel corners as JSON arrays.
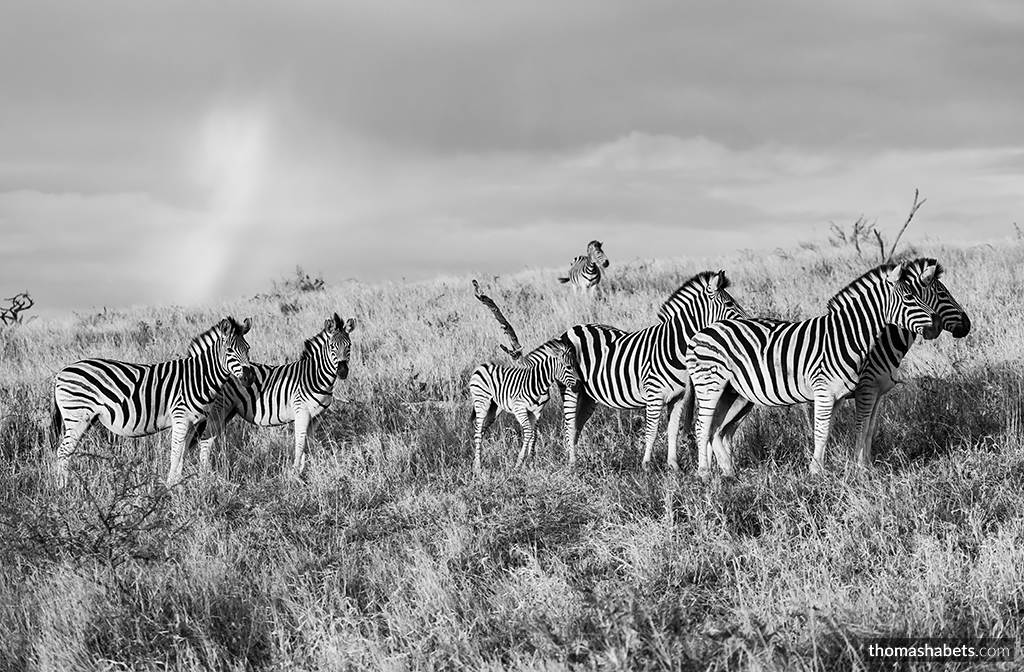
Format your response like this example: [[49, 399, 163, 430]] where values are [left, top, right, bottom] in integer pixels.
[[188, 346, 232, 405], [301, 353, 338, 391], [826, 301, 888, 363]]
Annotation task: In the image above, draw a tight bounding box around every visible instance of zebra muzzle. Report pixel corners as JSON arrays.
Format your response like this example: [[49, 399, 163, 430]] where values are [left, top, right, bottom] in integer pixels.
[[921, 314, 942, 340], [950, 315, 971, 338], [238, 366, 255, 387], [336, 362, 349, 380]]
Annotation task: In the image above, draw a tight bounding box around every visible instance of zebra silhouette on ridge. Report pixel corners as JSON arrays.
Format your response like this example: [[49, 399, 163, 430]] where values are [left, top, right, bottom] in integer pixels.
[[51, 316, 254, 488], [848, 258, 970, 466], [559, 240, 609, 291], [469, 338, 582, 472], [559, 270, 748, 469], [195, 313, 356, 478], [685, 261, 942, 480]]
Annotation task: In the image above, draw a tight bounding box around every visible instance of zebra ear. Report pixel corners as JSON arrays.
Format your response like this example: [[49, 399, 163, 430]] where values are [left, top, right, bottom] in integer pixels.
[[920, 261, 937, 286], [344, 317, 356, 333], [241, 317, 252, 334], [324, 318, 337, 333], [885, 263, 906, 285], [706, 271, 724, 293]]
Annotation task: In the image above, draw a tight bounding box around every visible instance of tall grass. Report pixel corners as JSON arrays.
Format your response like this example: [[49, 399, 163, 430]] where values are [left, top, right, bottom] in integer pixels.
[[0, 241, 1021, 670]]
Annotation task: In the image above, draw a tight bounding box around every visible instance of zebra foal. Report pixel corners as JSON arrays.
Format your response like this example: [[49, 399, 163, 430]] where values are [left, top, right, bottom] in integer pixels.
[[196, 313, 356, 478], [559, 240, 609, 291], [560, 270, 748, 469], [685, 262, 942, 480], [51, 316, 254, 488], [469, 338, 582, 472]]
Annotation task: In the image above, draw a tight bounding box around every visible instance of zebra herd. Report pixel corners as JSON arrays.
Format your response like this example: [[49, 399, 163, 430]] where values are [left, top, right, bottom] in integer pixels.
[[472, 251, 970, 478], [47, 241, 969, 489]]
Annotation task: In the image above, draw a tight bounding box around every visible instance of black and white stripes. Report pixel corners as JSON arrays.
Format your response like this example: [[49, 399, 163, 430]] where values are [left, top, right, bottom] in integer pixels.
[[51, 317, 254, 487], [469, 337, 581, 471], [685, 262, 942, 479], [558, 240, 609, 290], [559, 271, 748, 469], [196, 313, 356, 477]]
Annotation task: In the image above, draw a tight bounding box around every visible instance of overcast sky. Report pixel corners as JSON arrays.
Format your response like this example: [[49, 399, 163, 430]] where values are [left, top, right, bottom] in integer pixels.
[[2, 1, 1022, 315]]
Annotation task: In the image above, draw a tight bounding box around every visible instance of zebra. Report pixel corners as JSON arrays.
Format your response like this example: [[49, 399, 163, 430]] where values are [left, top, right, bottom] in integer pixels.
[[559, 270, 748, 469], [559, 240, 609, 290], [194, 313, 356, 478], [51, 316, 254, 488], [849, 258, 970, 466], [469, 337, 582, 472], [685, 261, 942, 480]]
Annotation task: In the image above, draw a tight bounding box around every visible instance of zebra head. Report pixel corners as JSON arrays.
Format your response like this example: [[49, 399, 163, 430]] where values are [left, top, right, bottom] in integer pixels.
[[323, 313, 357, 380], [903, 258, 971, 338], [882, 263, 943, 340], [658, 270, 748, 329], [555, 341, 584, 394], [587, 240, 610, 269], [217, 316, 254, 387]]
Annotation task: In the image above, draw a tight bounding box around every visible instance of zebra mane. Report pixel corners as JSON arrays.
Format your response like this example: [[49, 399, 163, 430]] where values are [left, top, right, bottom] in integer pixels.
[[658, 271, 727, 322], [905, 257, 945, 282], [299, 331, 329, 360], [523, 337, 569, 364], [827, 264, 899, 311], [186, 317, 241, 357]]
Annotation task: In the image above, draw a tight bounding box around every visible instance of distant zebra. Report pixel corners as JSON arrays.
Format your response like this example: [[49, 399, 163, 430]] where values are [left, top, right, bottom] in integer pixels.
[[560, 270, 748, 469], [196, 313, 356, 478], [685, 262, 942, 480], [559, 240, 609, 290], [850, 258, 970, 466], [51, 316, 254, 488], [469, 337, 582, 472]]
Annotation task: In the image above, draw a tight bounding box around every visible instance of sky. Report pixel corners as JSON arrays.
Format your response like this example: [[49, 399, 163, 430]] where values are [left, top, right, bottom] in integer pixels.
[[1, 1, 1022, 316]]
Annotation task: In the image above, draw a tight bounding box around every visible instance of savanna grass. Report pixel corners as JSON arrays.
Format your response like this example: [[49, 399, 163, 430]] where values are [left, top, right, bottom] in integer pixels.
[[0, 240, 1021, 670]]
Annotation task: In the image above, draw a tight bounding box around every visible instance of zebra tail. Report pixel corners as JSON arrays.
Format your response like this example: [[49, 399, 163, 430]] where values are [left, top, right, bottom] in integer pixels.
[[558, 277, 570, 284], [50, 396, 63, 449]]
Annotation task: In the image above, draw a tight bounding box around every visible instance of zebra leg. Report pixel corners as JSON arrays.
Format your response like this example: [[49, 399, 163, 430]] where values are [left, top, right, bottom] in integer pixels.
[[513, 407, 535, 468], [809, 395, 837, 475], [561, 387, 597, 465], [665, 385, 694, 471], [54, 413, 95, 489], [473, 401, 497, 473], [640, 397, 664, 471], [292, 409, 312, 476], [693, 384, 726, 482], [711, 392, 753, 478], [852, 383, 881, 467], [166, 418, 197, 487]]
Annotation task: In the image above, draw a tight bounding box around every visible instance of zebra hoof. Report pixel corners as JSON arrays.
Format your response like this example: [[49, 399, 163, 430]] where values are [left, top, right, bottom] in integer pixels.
[[697, 469, 712, 483]]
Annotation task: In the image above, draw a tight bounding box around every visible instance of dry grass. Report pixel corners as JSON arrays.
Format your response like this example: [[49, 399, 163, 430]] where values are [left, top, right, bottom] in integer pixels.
[[0, 240, 1021, 670]]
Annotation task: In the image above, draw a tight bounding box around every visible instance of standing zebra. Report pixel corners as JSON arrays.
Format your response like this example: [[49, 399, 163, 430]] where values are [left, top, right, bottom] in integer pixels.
[[469, 337, 582, 472], [559, 240, 609, 290], [196, 313, 356, 478], [560, 270, 748, 469], [685, 262, 942, 480], [51, 316, 254, 488], [849, 258, 970, 466]]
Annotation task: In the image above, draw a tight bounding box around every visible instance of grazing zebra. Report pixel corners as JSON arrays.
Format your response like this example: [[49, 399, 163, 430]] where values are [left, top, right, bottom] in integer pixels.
[[51, 316, 254, 488], [560, 270, 748, 469], [850, 258, 970, 466], [685, 262, 942, 480], [469, 337, 582, 472], [559, 240, 609, 290], [195, 313, 356, 477]]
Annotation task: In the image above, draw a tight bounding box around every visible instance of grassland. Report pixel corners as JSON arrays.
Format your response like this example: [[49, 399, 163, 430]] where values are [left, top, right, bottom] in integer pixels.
[[0, 240, 1022, 671]]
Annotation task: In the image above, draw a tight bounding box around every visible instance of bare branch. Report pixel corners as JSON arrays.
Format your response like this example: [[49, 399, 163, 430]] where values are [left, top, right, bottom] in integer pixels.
[[886, 189, 926, 262], [472, 280, 522, 360], [873, 229, 886, 264], [0, 292, 34, 325]]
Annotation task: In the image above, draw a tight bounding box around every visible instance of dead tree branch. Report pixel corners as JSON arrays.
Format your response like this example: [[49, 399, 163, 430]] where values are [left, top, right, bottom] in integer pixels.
[[0, 292, 34, 325], [472, 280, 522, 360], [886, 189, 926, 263]]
